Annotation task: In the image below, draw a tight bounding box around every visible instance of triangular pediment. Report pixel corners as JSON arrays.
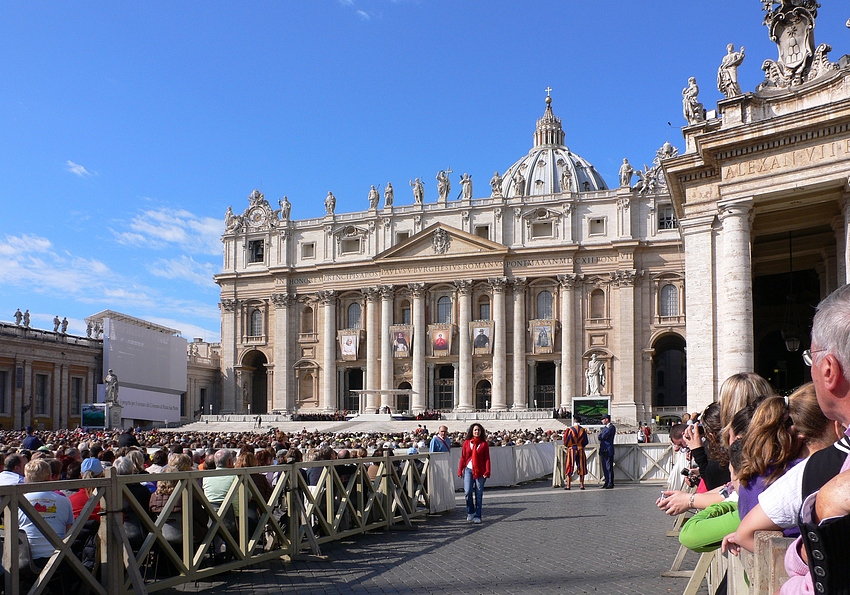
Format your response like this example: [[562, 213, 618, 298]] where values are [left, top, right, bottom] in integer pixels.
[[376, 223, 508, 262]]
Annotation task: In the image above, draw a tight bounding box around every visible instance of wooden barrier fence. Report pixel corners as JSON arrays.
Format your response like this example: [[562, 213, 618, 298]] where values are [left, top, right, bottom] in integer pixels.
[[552, 443, 675, 487], [1, 452, 432, 595]]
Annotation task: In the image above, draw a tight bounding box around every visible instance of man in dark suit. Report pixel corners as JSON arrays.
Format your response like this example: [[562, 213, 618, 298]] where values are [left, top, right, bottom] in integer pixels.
[[598, 413, 616, 489]]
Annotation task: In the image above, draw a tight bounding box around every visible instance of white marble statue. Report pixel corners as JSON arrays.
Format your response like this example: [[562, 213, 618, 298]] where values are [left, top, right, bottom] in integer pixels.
[[717, 44, 745, 98], [60, 317, 68, 334], [436, 169, 452, 202], [384, 182, 394, 207], [278, 196, 291, 220], [585, 354, 605, 396], [105, 369, 120, 404], [14, 309, 22, 326], [490, 172, 502, 197], [560, 167, 572, 192], [368, 185, 380, 209], [619, 158, 634, 187], [53, 316, 61, 332], [460, 173, 472, 199], [409, 178, 424, 204], [86, 321, 93, 337], [682, 77, 706, 125], [513, 170, 526, 197], [225, 206, 242, 232], [325, 191, 336, 215], [23, 309, 30, 328]]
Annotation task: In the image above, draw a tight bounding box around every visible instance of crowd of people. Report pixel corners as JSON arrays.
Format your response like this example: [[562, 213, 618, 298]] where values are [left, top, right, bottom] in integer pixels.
[[658, 283, 850, 595]]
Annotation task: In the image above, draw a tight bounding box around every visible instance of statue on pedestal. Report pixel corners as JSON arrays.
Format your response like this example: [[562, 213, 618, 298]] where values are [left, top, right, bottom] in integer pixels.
[[490, 172, 503, 197], [53, 316, 61, 332], [682, 77, 706, 125], [14, 309, 22, 325], [459, 173, 473, 200], [619, 158, 634, 188], [105, 369, 120, 405], [368, 185, 380, 209], [436, 169, 452, 202], [60, 317, 68, 334], [585, 354, 605, 396], [23, 310, 30, 328], [384, 183, 394, 207], [409, 178, 424, 204], [325, 191, 336, 215], [278, 196, 291, 220], [717, 44, 745, 98]]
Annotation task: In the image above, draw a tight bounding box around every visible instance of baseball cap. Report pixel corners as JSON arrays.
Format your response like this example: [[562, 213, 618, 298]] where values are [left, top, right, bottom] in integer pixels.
[[81, 458, 104, 475]]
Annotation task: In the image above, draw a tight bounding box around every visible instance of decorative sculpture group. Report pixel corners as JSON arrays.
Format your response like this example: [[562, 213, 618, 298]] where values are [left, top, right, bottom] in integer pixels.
[[51, 316, 69, 334], [86, 320, 104, 339], [13, 308, 30, 328]]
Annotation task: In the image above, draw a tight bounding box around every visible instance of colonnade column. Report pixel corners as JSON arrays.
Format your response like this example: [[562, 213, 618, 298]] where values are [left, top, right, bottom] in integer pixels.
[[613, 269, 639, 421], [718, 199, 755, 381], [379, 285, 394, 409], [409, 283, 427, 412], [364, 287, 379, 412], [527, 361, 536, 410], [511, 278, 528, 410], [271, 292, 295, 412], [455, 280, 473, 412], [318, 290, 337, 412], [490, 277, 507, 410], [219, 298, 239, 413], [557, 274, 579, 409]]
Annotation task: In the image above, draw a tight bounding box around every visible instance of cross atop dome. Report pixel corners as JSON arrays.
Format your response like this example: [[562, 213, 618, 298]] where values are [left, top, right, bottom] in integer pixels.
[[534, 90, 564, 147]]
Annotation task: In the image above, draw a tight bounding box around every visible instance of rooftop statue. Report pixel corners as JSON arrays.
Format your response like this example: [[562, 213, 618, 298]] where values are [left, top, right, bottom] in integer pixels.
[[513, 170, 526, 197], [560, 167, 572, 193], [53, 316, 61, 332], [14, 308, 22, 326], [368, 185, 380, 209], [717, 44, 745, 98], [460, 173, 473, 200], [384, 182, 394, 207], [23, 309, 30, 328], [618, 158, 634, 188], [225, 206, 242, 232], [436, 169, 452, 203], [490, 172, 503, 197], [60, 317, 68, 334], [682, 77, 706, 125], [409, 178, 424, 204], [278, 196, 291, 220], [325, 191, 336, 215]]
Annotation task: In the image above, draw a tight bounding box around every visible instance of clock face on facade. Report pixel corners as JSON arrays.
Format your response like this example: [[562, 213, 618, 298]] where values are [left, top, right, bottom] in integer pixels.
[[247, 206, 266, 227]]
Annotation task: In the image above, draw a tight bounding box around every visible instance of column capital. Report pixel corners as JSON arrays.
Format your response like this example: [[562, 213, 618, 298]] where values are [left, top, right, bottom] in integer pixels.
[[220, 298, 237, 311], [317, 290, 336, 305], [454, 279, 474, 295], [271, 292, 295, 308], [362, 286, 380, 302], [511, 277, 528, 291], [408, 282, 427, 298], [379, 284, 394, 300], [487, 276, 508, 293], [611, 269, 642, 287], [717, 198, 754, 222], [678, 214, 716, 236], [557, 273, 582, 289]]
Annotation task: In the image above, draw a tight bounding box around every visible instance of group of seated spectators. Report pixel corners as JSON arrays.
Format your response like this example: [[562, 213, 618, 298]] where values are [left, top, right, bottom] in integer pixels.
[[658, 281, 850, 595]]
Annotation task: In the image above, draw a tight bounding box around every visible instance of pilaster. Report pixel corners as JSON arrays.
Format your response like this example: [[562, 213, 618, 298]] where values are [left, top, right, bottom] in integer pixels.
[[511, 278, 528, 410], [557, 274, 580, 409], [318, 290, 337, 412], [363, 287, 380, 411], [271, 292, 295, 412], [220, 297, 239, 413], [409, 283, 427, 412], [489, 277, 508, 410], [455, 280, 473, 412], [379, 285, 394, 408]]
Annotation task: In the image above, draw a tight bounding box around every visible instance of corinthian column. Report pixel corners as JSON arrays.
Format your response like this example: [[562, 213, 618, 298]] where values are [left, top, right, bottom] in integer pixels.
[[557, 274, 580, 409], [318, 290, 337, 412], [409, 283, 427, 412], [379, 285, 394, 408], [490, 277, 508, 410], [718, 199, 754, 379], [455, 280, 473, 412], [511, 278, 528, 410], [363, 287, 380, 412], [220, 298, 238, 413], [271, 292, 295, 412]]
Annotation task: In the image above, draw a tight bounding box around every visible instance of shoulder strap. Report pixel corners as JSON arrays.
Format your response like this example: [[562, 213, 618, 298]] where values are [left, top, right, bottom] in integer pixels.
[[801, 436, 850, 499]]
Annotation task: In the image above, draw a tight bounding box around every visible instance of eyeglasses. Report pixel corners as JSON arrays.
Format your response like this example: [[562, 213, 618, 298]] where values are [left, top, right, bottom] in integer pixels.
[[802, 348, 826, 367]]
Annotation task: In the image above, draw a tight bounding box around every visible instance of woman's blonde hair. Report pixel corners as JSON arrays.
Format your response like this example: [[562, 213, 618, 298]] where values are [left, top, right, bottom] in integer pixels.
[[719, 372, 776, 446]]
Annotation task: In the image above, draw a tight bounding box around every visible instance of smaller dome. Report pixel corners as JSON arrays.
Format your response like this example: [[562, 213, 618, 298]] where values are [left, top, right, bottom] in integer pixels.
[[499, 97, 608, 198]]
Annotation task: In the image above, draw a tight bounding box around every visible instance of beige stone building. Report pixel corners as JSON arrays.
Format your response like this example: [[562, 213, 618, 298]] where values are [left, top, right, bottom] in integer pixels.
[[215, 96, 688, 424]]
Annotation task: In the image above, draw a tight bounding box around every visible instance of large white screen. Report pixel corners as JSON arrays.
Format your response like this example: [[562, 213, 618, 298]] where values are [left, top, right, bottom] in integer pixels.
[[103, 318, 187, 393], [115, 386, 180, 423]]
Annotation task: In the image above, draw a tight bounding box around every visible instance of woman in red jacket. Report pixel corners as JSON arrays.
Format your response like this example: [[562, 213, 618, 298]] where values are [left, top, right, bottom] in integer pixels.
[[457, 423, 491, 524]]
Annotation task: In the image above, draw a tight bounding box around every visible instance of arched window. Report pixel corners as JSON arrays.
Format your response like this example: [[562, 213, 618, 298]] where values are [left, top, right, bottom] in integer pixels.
[[478, 296, 491, 321], [250, 309, 263, 337], [590, 289, 605, 319], [347, 303, 362, 329], [536, 290, 553, 319], [437, 296, 452, 323], [660, 284, 678, 317], [400, 300, 411, 325], [301, 307, 314, 334]]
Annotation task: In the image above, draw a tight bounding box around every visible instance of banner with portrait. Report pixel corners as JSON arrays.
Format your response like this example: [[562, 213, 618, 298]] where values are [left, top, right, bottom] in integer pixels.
[[530, 320, 555, 354], [429, 324, 453, 357], [389, 325, 412, 358], [337, 329, 361, 361], [469, 320, 494, 355]]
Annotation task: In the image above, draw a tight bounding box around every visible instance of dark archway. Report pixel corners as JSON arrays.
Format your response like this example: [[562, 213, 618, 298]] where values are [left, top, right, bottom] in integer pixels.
[[343, 368, 363, 412], [397, 381, 412, 413], [242, 350, 269, 414], [533, 362, 556, 410], [652, 334, 686, 410], [435, 365, 454, 410], [475, 380, 491, 410]]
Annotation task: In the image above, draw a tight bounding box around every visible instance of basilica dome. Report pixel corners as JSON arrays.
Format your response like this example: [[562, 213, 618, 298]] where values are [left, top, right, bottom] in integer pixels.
[[498, 96, 608, 198]]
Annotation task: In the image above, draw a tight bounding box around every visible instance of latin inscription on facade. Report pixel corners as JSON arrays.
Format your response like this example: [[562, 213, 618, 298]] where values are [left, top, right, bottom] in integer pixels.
[[723, 139, 850, 181]]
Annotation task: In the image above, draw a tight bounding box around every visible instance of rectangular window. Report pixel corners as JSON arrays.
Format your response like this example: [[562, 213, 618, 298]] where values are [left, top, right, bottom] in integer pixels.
[[531, 221, 553, 239], [35, 373, 49, 416], [199, 387, 207, 412], [0, 370, 7, 414], [589, 218, 606, 235], [479, 302, 490, 321], [248, 240, 264, 263], [401, 306, 411, 325], [659, 206, 677, 230], [475, 226, 490, 240], [301, 242, 315, 259], [340, 238, 361, 254], [395, 231, 410, 244], [71, 377, 83, 415]]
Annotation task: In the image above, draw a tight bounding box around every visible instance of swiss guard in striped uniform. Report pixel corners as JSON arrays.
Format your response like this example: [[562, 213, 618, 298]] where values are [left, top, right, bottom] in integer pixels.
[[563, 416, 588, 490]]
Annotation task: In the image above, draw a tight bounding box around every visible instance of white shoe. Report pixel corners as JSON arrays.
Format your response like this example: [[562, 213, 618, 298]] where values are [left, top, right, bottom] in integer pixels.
[[467, 514, 474, 522], [473, 517, 482, 524]]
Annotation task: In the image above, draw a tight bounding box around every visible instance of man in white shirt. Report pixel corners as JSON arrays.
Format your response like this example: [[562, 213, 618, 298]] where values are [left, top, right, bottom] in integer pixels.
[[0, 453, 27, 485]]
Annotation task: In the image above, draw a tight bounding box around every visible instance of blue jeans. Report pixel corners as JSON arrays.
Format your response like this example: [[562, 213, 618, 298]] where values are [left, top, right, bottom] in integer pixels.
[[463, 468, 486, 519]]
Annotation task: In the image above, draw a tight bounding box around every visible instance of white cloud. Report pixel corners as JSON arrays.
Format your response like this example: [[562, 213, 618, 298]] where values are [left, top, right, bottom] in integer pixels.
[[356, 9, 370, 20], [338, 0, 354, 5], [148, 255, 217, 288], [66, 160, 92, 177], [112, 207, 222, 256]]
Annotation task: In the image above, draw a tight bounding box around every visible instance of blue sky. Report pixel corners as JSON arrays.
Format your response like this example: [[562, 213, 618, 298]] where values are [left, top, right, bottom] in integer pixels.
[[2, 1, 848, 342]]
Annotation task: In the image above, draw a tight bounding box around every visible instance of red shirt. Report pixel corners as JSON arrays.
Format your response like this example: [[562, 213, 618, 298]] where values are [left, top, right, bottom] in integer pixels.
[[69, 488, 101, 521], [457, 439, 491, 479]]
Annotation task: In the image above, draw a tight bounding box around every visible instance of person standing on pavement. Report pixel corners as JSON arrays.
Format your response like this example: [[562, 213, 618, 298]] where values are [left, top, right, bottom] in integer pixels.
[[563, 417, 588, 490], [458, 423, 490, 524], [599, 414, 616, 489], [429, 425, 452, 453]]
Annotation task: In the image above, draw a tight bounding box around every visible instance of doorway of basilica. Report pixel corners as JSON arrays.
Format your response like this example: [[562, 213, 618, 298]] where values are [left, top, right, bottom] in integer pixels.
[[533, 362, 555, 410], [242, 350, 268, 415], [652, 334, 686, 416], [475, 380, 491, 411], [343, 368, 363, 412]]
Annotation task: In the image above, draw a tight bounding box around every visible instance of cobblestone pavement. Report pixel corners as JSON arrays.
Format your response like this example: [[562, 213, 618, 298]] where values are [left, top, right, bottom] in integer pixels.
[[166, 481, 705, 595]]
